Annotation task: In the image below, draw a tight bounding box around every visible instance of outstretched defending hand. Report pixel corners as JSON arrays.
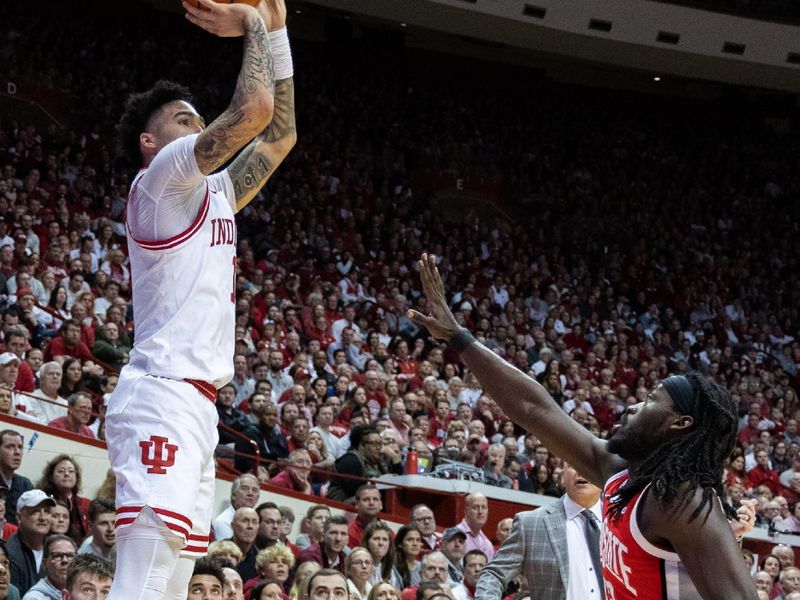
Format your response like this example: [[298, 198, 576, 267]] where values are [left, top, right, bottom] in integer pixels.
[[407, 253, 461, 341], [183, 0, 259, 37]]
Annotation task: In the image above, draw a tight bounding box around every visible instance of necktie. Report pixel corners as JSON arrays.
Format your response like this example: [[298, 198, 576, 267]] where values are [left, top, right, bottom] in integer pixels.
[[582, 509, 605, 599]]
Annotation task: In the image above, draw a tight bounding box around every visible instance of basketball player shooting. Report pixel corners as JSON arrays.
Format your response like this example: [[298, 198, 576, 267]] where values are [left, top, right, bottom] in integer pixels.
[[409, 253, 757, 599], [107, 1, 295, 598]]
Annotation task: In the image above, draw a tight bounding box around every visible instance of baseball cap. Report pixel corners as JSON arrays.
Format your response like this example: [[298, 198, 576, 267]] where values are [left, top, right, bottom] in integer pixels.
[[442, 527, 467, 542], [16, 288, 34, 299], [294, 368, 311, 380], [0, 352, 20, 366], [17, 489, 56, 513], [460, 302, 472, 311]]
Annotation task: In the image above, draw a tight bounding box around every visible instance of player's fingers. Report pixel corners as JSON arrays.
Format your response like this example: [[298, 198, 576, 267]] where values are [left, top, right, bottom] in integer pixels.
[[418, 258, 437, 300], [407, 310, 437, 328], [185, 13, 214, 32], [183, 0, 210, 18], [194, 0, 219, 11], [430, 255, 445, 294], [422, 252, 433, 283], [184, 12, 205, 27], [423, 253, 444, 296], [418, 256, 432, 287], [184, 5, 215, 27]]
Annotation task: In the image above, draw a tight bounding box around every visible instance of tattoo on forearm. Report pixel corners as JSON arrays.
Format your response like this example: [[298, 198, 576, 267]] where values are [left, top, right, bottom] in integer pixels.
[[229, 77, 296, 204], [231, 151, 273, 199], [194, 15, 276, 174], [238, 15, 275, 99], [195, 108, 253, 173], [264, 78, 296, 144]]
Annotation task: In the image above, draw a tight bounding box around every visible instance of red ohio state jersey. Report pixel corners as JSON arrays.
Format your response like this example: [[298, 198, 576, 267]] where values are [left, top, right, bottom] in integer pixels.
[[601, 470, 701, 600]]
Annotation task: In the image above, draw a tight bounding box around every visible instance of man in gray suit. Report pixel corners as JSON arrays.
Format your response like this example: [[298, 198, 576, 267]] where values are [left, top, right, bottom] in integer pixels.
[[476, 465, 603, 600], [477, 464, 757, 600]]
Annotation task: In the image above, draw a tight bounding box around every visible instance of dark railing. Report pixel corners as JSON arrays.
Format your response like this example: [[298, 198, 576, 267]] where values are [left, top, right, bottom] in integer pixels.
[[216, 422, 261, 479], [651, 0, 800, 24], [8, 390, 415, 496]]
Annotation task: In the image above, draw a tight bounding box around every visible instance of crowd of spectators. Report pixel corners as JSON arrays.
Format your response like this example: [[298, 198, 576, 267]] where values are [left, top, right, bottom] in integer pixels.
[[1, 0, 800, 597], [205, 475, 503, 600], [0, 427, 116, 598]]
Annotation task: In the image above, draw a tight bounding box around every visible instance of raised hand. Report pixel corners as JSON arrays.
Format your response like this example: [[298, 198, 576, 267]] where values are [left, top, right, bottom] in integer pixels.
[[257, 0, 287, 31], [183, 0, 260, 37], [407, 253, 460, 341]]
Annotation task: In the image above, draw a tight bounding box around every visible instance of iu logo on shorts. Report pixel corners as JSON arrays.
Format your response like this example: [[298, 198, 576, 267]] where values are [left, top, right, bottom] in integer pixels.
[[139, 435, 178, 474]]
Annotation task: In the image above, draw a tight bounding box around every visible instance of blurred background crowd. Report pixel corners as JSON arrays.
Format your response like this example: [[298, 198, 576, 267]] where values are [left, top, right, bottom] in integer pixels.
[[0, 0, 799, 597]]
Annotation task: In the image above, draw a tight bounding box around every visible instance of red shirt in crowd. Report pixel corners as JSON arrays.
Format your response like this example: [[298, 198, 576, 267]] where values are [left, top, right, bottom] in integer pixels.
[[47, 417, 96, 439], [747, 465, 781, 495], [44, 336, 94, 362]]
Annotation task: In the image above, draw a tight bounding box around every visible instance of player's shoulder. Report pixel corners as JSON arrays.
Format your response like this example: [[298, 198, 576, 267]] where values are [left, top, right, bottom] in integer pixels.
[[136, 134, 203, 190]]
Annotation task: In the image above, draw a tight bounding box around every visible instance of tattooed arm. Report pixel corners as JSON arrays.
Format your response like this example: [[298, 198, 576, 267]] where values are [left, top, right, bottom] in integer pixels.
[[227, 75, 296, 211], [184, 0, 276, 175], [225, 0, 296, 211]]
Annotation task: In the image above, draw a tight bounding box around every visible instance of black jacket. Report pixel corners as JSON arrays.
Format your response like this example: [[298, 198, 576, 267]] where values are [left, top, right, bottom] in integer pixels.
[[234, 423, 288, 473], [7, 532, 38, 596], [4, 474, 32, 526], [326, 451, 403, 502]]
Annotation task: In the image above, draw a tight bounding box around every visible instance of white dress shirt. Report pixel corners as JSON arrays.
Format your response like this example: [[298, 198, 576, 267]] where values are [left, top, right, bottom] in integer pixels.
[[211, 504, 235, 541], [563, 495, 603, 600]]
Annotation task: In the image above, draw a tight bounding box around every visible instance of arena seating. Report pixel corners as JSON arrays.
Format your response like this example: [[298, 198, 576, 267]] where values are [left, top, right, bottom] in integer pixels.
[[1, 0, 799, 597]]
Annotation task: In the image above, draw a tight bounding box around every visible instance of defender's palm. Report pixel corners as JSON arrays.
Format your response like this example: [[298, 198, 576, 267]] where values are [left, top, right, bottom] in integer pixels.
[[408, 253, 460, 341]]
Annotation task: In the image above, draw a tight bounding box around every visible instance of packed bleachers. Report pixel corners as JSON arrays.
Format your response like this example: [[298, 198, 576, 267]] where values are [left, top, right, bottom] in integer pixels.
[[1, 0, 799, 597]]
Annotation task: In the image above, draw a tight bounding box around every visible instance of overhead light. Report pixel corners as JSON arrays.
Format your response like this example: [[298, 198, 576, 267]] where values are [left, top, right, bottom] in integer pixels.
[[653, 76, 661, 82], [400, 22, 407, 27]]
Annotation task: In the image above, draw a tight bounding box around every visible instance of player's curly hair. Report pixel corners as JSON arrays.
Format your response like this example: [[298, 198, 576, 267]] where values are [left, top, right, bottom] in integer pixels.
[[607, 372, 739, 523], [115, 80, 194, 166]]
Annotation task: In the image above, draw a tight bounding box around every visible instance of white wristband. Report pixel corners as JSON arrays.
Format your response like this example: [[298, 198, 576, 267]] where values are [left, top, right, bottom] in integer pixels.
[[268, 28, 293, 81]]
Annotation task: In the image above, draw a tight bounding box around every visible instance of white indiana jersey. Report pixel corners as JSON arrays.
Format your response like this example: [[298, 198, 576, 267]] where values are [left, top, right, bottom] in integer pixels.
[[125, 134, 237, 389]]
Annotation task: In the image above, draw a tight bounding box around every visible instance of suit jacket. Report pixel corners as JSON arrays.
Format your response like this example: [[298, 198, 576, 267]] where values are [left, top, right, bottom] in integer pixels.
[[476, 499, 568, 600]]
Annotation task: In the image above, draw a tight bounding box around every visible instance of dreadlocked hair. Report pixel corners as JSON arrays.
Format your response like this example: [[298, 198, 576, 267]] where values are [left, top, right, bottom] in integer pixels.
[[607, 371, 738, 524], [115, 80, 194, 168]]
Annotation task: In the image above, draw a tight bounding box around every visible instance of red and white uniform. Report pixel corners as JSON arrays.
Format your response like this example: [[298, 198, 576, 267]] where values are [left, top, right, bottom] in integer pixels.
[[126, 139, 236, 387], [601, 470, 700, 600], [106, 133, 237, 558]]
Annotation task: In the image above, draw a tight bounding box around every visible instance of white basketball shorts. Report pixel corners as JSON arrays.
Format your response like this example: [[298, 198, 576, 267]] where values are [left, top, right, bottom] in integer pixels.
[[105, 366, 219, 558]]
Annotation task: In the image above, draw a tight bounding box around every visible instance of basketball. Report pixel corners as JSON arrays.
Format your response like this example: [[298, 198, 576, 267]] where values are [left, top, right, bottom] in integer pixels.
[[185, 0, 260, 8]]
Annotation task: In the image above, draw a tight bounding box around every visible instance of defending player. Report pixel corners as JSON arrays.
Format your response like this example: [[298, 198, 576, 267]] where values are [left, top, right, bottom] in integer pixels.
[[109, 1, 295, 598], [409, 254, 757, 600]]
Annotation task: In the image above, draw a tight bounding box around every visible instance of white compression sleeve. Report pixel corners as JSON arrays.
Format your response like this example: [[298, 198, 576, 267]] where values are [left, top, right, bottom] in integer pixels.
[[107, 523, 183, 600], [163, 556, 196, 600]]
